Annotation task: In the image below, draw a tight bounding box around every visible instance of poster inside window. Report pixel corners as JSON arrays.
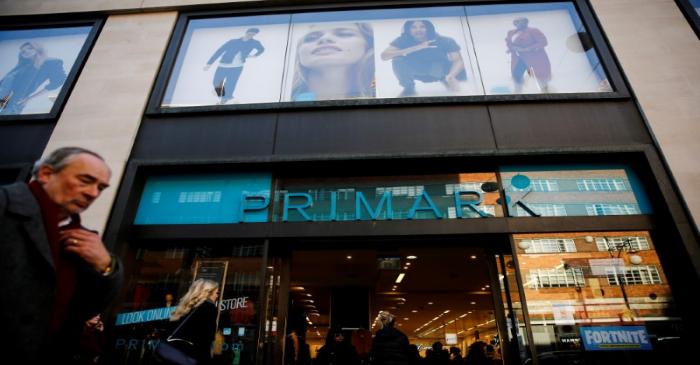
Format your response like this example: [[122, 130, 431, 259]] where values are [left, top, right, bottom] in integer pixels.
[[161, 15, 290, 107], [281, 7, 483, 102], [466, 2, 612, 95], [158, 2, 616, 109], [0, 26, 91, 116]]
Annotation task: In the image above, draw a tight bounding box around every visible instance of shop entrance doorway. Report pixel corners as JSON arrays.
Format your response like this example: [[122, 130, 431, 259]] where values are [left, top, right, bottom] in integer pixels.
[[264, 238, 519, 365]]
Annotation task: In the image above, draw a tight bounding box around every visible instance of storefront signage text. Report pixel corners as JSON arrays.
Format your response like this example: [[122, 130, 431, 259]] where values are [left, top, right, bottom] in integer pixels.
[[579, 326, 652, 351], [241, 189, 490, 222]]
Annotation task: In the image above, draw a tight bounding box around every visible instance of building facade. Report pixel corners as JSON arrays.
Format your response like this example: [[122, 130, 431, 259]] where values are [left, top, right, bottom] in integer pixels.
[[1, 1, 699, 364]]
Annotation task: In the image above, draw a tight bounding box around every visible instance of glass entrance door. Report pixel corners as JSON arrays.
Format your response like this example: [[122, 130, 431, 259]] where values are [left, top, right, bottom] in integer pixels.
[[261, 238, 519, 365]]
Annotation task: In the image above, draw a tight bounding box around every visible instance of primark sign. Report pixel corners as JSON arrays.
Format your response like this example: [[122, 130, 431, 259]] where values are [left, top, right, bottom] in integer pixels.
[[133, 169, 648, 225], [134, 173, 506, 224]]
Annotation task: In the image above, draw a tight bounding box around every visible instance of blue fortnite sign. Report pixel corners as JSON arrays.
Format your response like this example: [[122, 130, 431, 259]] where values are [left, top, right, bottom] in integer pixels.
[[579, 326, 652, 351]]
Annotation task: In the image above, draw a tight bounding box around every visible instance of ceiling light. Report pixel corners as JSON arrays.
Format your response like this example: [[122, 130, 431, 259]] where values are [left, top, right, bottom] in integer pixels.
[[412, 310, 418, 313], [404, 318, 409, 321], [407, 255, 417, 260], [346, 255, 352, 260], [470, 255, 477, 260], [428, 302, 434, 305], [471, 302, 476, 305], [395, 273, 406, 283], [291, 286, 305, 291], [406, 262, 411, 266]]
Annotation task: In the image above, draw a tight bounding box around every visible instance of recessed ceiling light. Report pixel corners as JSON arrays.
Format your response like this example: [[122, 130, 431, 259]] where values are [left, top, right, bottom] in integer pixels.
[[395, 273, 406, 283], [428, 302, 434, 305], [407, 255, 417, 260], [346, 255, 352, 260], [403, 317, 409, 320], [291, 286, 305, 291], [412, 310, 418, 313], [471, 301, 476, 305], [470, 255, 477, 260], [406, 262, 411, 266]]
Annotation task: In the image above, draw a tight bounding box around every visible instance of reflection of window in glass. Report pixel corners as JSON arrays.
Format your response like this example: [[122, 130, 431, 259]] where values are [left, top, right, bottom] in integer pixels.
[[585, 203, 639, 216], [512, 179, 558, 192], [576, 178, 627, 191], [595, 236, 650, 252], [445, 182, 484, 194], [529, 268, 585, 288], [606, 266, 661, 285], [177, 191, 223, 203], [376, 185, 425, 197], [515, 203, 567, 216], [447, 205, 496, 218], [521, 238, 576, 253]]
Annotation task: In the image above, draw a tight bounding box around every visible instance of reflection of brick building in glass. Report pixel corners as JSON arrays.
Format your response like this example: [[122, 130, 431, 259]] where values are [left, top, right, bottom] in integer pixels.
[[501, 168, 648, 217], [513, 231, 676, 350]]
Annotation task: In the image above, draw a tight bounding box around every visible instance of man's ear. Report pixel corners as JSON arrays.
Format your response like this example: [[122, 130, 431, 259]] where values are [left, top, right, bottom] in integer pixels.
[[35, 164, 54, 184]]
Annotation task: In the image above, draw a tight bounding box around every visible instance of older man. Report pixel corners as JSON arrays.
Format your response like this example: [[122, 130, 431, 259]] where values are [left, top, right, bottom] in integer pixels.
[[0, 147, 123, 362]]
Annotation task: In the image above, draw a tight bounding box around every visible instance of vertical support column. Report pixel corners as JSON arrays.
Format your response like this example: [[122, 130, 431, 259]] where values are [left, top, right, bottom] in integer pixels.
[[41, 12, 177, 231]]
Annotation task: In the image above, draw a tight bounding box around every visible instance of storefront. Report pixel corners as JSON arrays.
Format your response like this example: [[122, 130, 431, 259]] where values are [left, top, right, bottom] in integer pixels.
[[104, 157, 687, 365], [2, 0, 692, 364]]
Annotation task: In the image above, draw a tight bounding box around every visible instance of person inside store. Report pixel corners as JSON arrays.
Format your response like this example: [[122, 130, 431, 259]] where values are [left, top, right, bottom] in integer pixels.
[[76, 313, 106, 365], [0, 146, 123, 363], [381, 19, 466, 97], [425, 341, 449, 365], [369, 310, 411, 365], [160, 279, 220, 364], [505, 17, 551, 93], [290, 22, 376, 101], [0, 41, 67, 114], [464, 341, 489, 365], [448, 346, 464, 365], [204, 27, 265, 104], [316, 328, 361, 365]]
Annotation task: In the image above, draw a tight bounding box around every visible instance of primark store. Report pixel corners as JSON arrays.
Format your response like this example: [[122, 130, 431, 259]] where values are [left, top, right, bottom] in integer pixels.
[[1, 1, 700, 364]]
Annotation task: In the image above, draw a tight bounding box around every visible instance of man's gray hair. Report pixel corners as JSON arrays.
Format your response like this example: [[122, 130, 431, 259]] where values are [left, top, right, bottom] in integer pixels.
[[31, 147, 105, 178]]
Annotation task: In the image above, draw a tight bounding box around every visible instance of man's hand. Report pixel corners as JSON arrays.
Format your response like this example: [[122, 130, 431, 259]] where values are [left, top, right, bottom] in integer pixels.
[[60, 228, 111, 273]]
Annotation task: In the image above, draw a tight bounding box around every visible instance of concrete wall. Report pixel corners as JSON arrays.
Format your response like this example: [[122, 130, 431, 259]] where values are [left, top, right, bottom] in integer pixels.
[[41, 12, 177, 231], [590, 0, 700, 231], [0, 0, 256, 16]]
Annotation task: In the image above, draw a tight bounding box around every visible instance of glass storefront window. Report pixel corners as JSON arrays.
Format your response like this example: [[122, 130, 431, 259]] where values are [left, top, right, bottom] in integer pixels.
[[282, 7, 483, 101], [134, 173, 272, 224], [466, 2, 612, 95], [513, 231, 681, 362], [111, 242, 265, 364], [156, 2, 616, 110], [499, 165, 652, 217], [161, 14, 291, 108], [0, 25, 92, 116], [273, 173, 502, 222]]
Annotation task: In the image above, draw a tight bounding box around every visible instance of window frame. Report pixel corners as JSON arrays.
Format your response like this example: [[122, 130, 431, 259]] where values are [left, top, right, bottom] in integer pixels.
[[0, 18, 104, 123], [145, 0, 630, 116]]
